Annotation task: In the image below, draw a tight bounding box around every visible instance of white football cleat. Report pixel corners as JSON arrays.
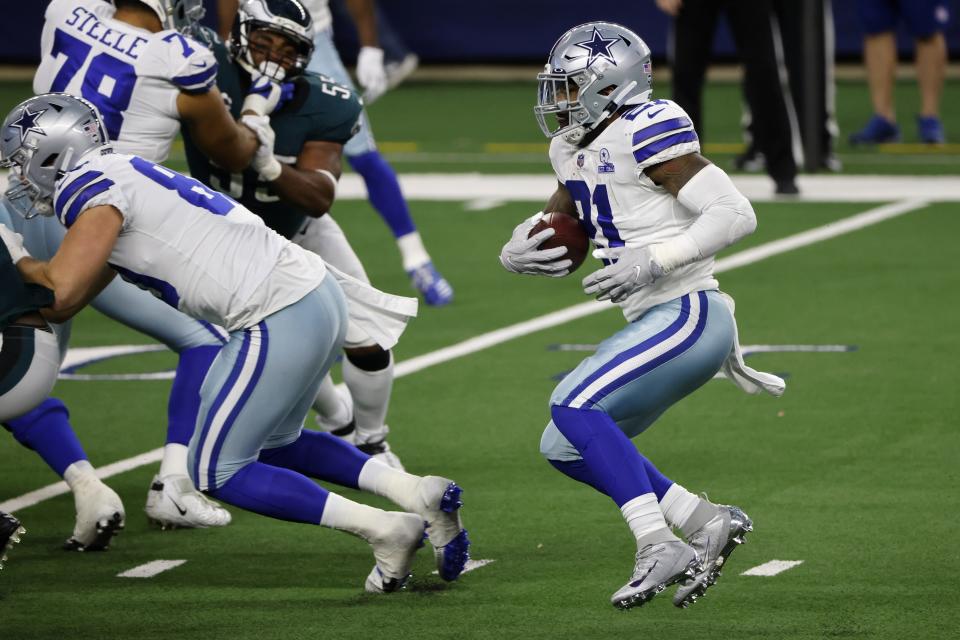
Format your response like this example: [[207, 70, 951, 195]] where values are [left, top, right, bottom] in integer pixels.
[[610, 540, 700, 610], [355, 425, 405, 471], [415, 476, 470, 581], [364, 512, 425, 593], [145, 474, 232, 529], [64, 476, 125, 551]]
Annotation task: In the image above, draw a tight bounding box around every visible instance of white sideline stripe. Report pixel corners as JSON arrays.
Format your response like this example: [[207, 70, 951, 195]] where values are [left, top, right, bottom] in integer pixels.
[[431, 558, 494, 576], [335, 174, 960, 203], [741, 560, 804, 577], [0, 200, 926, 513], [0, 448, 163, 513], [117, 559, 187, 578]]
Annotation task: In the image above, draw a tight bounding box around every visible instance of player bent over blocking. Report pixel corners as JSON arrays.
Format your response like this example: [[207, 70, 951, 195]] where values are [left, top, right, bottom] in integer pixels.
[[500, 22, 785, 609], [0, 94, 470, 590]]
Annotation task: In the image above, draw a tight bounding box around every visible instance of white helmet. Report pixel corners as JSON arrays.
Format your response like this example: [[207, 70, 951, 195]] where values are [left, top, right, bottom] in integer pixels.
[[0, 94, 110, 219], [535, 22, 653, 144]]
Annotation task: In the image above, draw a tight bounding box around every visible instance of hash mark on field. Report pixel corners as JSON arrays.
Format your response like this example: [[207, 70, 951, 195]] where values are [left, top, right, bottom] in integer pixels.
[[431, 558, 494, 576], [741, 560, 804, 576], [117, 559, 187, 578]]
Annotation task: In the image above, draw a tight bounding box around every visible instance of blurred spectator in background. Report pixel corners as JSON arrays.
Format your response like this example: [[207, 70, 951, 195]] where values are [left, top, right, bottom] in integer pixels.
[[849, 0, 948, 145], [737, 0, 840, 173], [329, 0, 419, 93], [656, 0, 800, 194]]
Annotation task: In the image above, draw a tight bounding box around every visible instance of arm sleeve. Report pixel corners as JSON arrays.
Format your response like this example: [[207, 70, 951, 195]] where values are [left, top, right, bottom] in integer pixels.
[[650, 163, 757, 272]]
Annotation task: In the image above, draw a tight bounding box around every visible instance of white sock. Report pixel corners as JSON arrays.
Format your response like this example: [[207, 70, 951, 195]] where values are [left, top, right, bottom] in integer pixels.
[[357, 458, 421, 512], [63, 459, 97, 489], [319, 492, 389, 541], [312, 375, 353, 429], [397, 232, 431, 271], [159, 443, 189, 478], [343, 352, 393, 442], [620, 493, 672, 543], [660, 483, 717, 537]]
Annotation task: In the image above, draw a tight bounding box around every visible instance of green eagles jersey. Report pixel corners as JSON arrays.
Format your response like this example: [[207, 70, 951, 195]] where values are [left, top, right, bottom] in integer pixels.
[[183, 30, 362, 239], [0, 241, 54, 331]]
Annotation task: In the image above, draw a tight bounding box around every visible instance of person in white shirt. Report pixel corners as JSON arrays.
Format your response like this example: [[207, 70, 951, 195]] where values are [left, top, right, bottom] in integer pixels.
[[1, 93, 471, 590], [500, 22, 784, 610]]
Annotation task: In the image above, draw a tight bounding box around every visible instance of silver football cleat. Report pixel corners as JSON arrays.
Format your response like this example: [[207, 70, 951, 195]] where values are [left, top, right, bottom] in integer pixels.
[[674, 505, 753, 608], [1, 511, 26, 570], [611, 540, 701, 610]]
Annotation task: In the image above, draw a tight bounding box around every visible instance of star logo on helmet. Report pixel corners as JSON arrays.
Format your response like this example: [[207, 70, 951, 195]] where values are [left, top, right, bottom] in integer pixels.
[[574, 27, 620, 66], [9, 106, 47, 144]]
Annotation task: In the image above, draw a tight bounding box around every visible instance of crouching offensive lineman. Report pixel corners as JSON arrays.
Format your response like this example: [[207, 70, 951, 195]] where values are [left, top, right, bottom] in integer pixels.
[[0, 93, 470, 590]]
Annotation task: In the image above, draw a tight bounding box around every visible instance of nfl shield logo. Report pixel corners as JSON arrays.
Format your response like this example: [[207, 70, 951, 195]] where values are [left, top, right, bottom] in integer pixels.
[[577, 153, 585, 168]]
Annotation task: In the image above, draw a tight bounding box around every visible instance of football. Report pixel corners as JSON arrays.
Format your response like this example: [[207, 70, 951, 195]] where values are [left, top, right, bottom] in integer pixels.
[[528, 212, 590, 272]]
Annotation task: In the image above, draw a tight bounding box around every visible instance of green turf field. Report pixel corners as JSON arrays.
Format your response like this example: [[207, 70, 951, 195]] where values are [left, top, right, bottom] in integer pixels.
[[1, 77, 959, 638]]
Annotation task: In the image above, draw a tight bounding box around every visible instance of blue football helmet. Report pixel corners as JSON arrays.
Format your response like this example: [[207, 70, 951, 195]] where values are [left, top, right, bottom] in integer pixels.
[[535, 22, 653, 144]]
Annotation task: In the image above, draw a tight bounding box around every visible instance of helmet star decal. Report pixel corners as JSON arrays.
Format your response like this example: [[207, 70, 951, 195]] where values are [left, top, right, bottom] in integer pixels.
[[9, 106, 47, 144], [573, 27, 620, 66]]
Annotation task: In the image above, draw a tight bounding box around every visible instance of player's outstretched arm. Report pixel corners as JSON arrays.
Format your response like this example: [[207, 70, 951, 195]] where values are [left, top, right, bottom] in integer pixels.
[[251, 135, 343, 215], [644, 152, 757, 270], [14, 206, 120, 323], [177, 88, 259, 172]]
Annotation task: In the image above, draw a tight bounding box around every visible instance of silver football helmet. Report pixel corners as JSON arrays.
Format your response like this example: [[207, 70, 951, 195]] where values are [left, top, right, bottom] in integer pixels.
[[112, 0, 206, 33], [535, 22, 653, 144], [0, 94, 110, 219], [230, 0, 314, 81]]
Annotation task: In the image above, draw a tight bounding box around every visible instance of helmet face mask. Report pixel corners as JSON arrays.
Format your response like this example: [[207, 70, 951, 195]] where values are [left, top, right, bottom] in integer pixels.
[[535, 22, 653, 144], [230, 0, 314, 81], [0, 94, 110, 219]]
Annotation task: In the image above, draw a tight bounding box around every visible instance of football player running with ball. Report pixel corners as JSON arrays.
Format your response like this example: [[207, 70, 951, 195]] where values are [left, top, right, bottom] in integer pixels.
[[0, 94, 469, 591], [500, 22, 785, 609]]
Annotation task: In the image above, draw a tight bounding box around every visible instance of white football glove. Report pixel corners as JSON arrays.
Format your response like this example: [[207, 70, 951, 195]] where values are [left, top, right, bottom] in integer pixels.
[[499, 213, 572, 277], [240, 114, 282, 181], [241, 63, 287, 116], [0, 224, 30, 264], [582, 245, 665, 303], [356, 46, 388, 103]]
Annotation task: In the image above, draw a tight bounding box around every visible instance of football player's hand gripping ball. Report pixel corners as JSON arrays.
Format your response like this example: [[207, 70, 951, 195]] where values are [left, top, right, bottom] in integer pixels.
[[500, 213, 572, 277]]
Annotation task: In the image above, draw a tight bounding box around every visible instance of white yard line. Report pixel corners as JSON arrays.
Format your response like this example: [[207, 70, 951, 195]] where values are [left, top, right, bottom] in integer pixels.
[[334, 174, 960, 203], [431, 558, 495, 576], [117, 559, 187, 578], [741, 560, 804, 577], [0, 199, 927, 513]]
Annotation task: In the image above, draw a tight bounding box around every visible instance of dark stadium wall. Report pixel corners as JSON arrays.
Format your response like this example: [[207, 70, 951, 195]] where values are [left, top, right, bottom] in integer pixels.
[[1, 0, 958, 64]]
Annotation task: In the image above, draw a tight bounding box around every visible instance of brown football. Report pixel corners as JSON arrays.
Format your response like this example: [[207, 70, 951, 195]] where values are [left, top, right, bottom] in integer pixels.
[[528, 212, 590, 272]]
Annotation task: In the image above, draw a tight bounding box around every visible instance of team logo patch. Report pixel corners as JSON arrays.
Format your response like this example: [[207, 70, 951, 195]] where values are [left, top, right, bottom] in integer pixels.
[[577, 153, 585, 168], [598, 148, 615, 173], [573, 27, 620, 66], [9, 106, 46, 144]]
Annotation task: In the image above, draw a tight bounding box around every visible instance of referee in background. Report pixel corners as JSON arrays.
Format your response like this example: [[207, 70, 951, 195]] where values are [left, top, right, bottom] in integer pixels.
[[657, 0, 801, 194]]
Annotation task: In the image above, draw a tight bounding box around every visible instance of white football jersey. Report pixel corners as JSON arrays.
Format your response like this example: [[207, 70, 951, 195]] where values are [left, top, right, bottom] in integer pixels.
[[52, 151, 327, 332], [35, 0, 217, 163], [549, 98, 719, 321], [299, 0, 332, 33]]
